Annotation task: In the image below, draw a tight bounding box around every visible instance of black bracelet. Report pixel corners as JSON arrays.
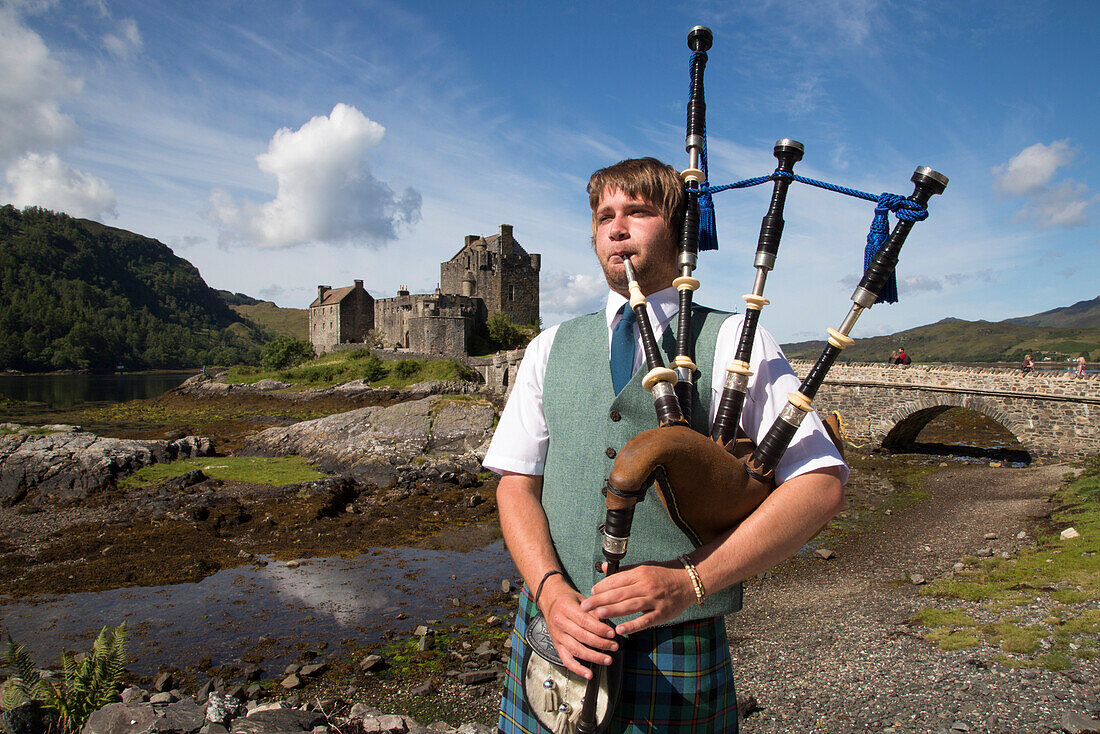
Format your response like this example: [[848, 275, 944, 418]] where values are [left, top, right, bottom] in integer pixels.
[[534, 569, 563, 605]]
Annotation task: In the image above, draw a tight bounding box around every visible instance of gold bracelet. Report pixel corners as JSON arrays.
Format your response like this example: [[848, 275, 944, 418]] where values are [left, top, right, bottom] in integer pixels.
[[678, 554, 706, 608]]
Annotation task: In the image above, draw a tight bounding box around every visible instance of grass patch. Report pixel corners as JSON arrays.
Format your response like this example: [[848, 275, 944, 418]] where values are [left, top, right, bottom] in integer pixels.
[[84, 397, 330, 426], [221, 350, 479, 389], [121, 455, 324, 488], [980, 621, 1045, 654], [924, 627, 982, 651], [1033, 653, 1074, 671], [1058, 609, 1100, 635], [922, 455, 1100, 605], [911, 455, 1100, 671]]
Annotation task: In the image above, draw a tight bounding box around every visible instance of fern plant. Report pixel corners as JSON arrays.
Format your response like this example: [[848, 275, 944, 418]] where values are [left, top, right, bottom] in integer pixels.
[[1, 636, 50, 709], [1, 623, 127, 733]]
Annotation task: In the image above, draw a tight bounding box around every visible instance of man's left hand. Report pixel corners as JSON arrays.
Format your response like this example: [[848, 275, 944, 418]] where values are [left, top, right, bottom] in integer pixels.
[[579, 560, 696, 635]]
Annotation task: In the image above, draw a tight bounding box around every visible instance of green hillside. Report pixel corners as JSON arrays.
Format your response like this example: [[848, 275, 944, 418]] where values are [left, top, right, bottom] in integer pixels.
[[0, 205, 265, 371], [229, 301, 308, 340], [1004, 295, 1100, 329], [782, 313, 1100, 364]]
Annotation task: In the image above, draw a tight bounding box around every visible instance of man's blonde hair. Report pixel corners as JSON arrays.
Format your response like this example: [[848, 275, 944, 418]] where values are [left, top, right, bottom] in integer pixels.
[[587, 158, 685, 238]]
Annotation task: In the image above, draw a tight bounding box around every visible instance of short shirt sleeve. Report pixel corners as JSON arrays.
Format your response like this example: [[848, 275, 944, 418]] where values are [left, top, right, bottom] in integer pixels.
[[481, 325, 559, 476]]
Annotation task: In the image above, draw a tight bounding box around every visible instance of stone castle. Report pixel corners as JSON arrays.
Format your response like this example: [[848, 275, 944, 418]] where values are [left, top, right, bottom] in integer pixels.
[[309, 224, 540, 356]]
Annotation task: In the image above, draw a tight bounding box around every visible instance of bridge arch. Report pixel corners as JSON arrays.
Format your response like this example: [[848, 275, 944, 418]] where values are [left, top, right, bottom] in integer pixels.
[[870, 394, 1034, 458]]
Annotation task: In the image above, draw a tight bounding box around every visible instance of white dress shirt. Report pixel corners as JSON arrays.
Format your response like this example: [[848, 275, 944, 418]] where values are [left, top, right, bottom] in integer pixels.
[[483, 286, 848, 486]]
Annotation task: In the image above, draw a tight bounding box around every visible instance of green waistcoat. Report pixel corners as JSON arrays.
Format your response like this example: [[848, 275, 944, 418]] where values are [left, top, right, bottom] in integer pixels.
[[541, 305, 742, 624]]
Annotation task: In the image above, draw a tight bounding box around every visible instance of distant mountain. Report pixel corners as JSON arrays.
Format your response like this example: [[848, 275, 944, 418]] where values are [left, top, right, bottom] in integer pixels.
[[781, 297, 1100, 363], [0, 205, 266, 371], [1004, 296, 1100, 329]]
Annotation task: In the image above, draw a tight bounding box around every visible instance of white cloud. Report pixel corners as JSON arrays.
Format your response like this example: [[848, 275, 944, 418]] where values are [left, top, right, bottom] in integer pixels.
[[993, 140, 1073, 196], [4, 152, 117, 218], [0, 5, 82, 164], [539, 271, 608, 326], [206, 103, 421, 249], [103, 18, 142, 59], [257, 283, 313, 303], [899, 275, 942, 294], [944, 269, 994, 286], [992, 140, 1093, 229], [1016, 181, 1095, 230]]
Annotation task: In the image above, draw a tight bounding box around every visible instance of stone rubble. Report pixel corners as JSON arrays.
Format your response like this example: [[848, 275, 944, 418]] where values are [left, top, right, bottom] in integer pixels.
[[68, 676, 505, 734]]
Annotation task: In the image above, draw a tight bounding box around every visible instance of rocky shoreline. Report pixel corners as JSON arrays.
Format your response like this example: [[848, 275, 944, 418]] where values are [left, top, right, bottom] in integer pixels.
[[0, 423, 213, 505]]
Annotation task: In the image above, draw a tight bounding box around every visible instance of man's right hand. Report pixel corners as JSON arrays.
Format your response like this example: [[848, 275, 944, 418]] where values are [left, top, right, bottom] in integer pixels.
[[538, 574, 619, 679]]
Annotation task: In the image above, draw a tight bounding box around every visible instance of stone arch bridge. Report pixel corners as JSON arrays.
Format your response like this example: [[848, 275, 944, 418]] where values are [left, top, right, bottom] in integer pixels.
[[473, 355, 1098, 461], [791, 361, 1099, 461]]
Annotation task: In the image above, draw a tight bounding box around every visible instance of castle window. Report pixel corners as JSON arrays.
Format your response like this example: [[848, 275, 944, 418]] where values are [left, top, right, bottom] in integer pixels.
[[509, 285, 515, 301]]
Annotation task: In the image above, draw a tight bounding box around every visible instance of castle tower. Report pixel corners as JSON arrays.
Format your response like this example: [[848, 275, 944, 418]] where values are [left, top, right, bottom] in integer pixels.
[[440, 224, 540, 327]]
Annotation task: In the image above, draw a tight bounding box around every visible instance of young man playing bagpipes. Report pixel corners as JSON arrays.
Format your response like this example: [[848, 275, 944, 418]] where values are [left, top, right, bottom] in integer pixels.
[[484, 157, 847, 733]]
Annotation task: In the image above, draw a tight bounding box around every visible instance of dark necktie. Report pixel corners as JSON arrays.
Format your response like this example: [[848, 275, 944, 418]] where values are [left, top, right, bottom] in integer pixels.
[[610, 304, 637, 395]]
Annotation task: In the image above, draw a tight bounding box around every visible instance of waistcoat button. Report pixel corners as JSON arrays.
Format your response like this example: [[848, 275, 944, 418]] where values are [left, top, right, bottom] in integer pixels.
[[609, 410, 621, 422], [605, 447, 616, 459]]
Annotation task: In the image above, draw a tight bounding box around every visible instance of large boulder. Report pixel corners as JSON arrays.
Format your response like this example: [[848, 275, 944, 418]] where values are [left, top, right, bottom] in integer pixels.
[[81, 702, 157, 734], [229, 708, 324, 734], [0, 425, 214, 505], [243, 397, 494, 481]]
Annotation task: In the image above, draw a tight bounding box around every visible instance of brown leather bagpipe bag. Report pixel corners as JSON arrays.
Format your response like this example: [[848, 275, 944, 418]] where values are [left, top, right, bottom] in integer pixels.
[[605, 424, 775, 547]]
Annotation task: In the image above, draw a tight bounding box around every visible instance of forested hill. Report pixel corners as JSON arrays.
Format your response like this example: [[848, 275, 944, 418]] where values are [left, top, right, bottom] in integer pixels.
[[0, 205, 265, 371]]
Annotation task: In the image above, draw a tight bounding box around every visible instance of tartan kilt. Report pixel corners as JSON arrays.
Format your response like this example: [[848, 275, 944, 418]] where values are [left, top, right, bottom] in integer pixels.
[[498, 586, 738, 734]]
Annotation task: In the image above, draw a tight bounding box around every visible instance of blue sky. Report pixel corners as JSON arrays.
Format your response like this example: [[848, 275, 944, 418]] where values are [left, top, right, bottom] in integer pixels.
[[2, 0, 1096, 343]]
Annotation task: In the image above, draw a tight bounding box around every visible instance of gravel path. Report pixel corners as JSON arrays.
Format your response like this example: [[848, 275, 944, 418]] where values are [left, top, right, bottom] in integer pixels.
[[728, 462, 1100, 734]]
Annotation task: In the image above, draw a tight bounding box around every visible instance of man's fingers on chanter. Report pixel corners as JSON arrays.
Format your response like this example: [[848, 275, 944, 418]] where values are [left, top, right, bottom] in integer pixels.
[[560, 637, 613, 669], [615, 610, 662, 636], [556, 648, 594, 680]]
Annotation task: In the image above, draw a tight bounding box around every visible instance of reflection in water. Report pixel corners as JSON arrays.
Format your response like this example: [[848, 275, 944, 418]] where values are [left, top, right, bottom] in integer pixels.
[[0, 372, 194, 409], [0, 542, 516, 676]]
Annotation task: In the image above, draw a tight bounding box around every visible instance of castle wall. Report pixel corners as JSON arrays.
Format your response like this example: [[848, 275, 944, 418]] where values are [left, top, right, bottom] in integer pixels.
[[309, 303, 340, 353], [374, 292, 480, 354], [339, 289, 374, 344], [469, 348, 526, 397], [407, 315, 470, 356], [498, 255, 540, 326]]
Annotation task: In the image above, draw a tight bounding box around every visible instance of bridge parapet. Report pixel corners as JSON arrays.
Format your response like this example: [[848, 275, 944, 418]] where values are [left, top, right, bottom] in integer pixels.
[[788, 361, 1098, 402], [787, 361, 1098, 460]]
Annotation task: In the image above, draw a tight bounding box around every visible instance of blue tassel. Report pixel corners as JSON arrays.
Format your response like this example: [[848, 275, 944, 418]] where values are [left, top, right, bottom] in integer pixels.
[[698, 191, 718, 251], [864, 194, 901, 304]]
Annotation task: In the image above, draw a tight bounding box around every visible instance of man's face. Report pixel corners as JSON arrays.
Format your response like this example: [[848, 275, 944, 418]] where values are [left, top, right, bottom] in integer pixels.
[[593, 187, 679, 296]]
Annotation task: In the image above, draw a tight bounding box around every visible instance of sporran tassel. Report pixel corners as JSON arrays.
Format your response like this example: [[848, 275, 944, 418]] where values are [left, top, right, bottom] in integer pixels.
[[554, 703, 573, 734], [543, 679, 560, 713]]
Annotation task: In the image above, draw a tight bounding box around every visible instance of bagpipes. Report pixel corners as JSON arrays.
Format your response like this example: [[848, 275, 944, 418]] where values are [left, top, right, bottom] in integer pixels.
[[524, 25, 948, 734]]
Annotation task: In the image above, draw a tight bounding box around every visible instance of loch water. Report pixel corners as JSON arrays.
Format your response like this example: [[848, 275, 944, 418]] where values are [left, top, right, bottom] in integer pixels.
[[1, 540, 517, 676], [0, 371, 195, 409]]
